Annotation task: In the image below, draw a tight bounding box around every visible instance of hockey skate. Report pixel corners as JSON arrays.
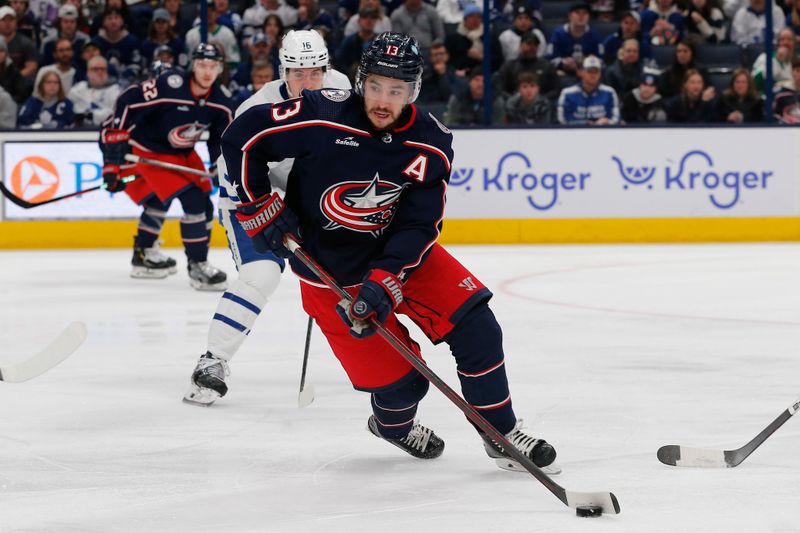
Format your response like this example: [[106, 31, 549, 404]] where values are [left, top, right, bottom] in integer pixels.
[[183, 352, 229, 406], [479, 420, 561, 474], [187, 260, 228, 291], [367, 415, 445, 459], [130, 242, 177, 279]]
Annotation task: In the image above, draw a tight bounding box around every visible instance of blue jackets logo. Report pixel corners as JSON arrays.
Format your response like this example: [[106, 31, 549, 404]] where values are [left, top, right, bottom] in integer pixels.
[[450, 151, 591, 211], [612, 150, 774, 209], [320, 173, 408, 236]]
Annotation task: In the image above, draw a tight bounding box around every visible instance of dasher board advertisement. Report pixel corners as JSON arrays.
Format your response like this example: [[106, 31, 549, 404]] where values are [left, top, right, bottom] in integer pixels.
[[2, 141, 212, 219]]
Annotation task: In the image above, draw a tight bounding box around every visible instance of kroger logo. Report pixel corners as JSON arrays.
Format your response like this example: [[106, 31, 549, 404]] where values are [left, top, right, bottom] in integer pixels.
[[450, 151, 590, 211], [612, 150, 773, 209]]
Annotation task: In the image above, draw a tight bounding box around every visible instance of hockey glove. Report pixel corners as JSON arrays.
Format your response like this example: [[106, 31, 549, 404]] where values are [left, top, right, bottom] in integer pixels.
[[336, 269, 403, 339], [102, 164, 127, 192], [100, 128, 131, 165], [235, 192, 299, 258]]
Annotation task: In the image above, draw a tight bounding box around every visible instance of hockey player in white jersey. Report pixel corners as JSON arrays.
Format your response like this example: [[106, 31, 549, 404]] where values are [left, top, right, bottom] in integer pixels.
[[184, 30, 351, 406]]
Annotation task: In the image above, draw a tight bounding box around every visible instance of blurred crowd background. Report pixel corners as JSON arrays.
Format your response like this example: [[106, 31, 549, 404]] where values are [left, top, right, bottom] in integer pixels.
[[1, 0, 799, 130]]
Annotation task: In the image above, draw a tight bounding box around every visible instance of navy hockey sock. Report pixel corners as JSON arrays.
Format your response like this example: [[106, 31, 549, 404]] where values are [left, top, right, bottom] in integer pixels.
[[135, 198, 170, 249], [447, 304, 516, 435], [177, 188, 210, 262], [371, 373, 429, 439], [180, 212, 210, 260]]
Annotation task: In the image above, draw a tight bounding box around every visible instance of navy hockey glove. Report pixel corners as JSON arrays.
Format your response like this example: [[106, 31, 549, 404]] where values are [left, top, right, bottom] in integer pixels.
[[100, 128, 131, 165], [235, 192, 299, 258], [336, 269, 403, 339], [102, 164, 127, 192]]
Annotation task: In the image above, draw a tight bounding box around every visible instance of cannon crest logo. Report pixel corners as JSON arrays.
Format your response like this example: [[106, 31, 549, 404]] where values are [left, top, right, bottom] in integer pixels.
[[320, 173, 407, 236]]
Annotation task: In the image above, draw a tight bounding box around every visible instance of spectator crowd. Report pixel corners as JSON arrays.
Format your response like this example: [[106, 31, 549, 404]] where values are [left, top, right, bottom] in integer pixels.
[[1, 0, 800, 129]]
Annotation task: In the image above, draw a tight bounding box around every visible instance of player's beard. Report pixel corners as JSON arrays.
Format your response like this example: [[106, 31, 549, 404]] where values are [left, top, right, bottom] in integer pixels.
[[365, 103, 402, 131]]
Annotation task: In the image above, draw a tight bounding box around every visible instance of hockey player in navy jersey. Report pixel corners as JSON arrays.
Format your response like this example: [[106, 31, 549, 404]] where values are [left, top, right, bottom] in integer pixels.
[[100, 44, 235, 290], [184, 30, 351, 406], [220, 32, 558, 472]]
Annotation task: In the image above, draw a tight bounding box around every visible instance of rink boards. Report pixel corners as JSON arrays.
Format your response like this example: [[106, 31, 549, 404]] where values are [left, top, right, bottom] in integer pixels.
[[1, 127, 799, 248]]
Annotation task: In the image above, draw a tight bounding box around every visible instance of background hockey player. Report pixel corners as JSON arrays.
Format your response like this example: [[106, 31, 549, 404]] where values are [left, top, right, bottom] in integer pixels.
[[219, 32, 558, 473], [100, 43, 235, 291], [184, 29, 351, 406]]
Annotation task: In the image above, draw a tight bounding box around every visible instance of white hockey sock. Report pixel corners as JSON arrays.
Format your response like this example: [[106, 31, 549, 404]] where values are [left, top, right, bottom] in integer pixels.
[[206, 260, 282, 361]]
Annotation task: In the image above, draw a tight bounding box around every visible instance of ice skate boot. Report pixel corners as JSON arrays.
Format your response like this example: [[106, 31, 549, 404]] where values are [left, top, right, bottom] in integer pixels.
[[130, 244, 172, 279], [187, 259, 228, 291], [479, 420, 561, 474], [367, 415, 445, 459], [183, 352, 229, 406], [144, 242, 177, 274]]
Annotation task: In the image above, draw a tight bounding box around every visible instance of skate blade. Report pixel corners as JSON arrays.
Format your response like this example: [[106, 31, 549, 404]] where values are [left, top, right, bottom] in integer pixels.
[[189, 279, 228, 291], [183, 385, 220, 406], [494, 458, 562, 475], [131, 267, 170, 279]]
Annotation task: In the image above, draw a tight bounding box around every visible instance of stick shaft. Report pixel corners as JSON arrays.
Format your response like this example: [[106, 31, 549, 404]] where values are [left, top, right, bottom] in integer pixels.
[[125, 154, 214, 178], [284, 236, 570, 506], [0, 177, 136, 209], [299, 316, 313, 393]]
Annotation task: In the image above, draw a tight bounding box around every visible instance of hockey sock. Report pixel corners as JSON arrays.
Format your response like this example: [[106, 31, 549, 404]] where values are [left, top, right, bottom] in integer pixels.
[[177, 188, 210, 261], [135, 198, 170, 249], [446, 304, 516, 435], [206, 260, 282, 361], [371, 372, 429, 439]]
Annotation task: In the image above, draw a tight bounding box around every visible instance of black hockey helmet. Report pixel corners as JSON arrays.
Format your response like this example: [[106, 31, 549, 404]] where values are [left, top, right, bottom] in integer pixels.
[[191, 42, 223, 64], [149, 59, 173, 78], [355, 32, 423, 103]]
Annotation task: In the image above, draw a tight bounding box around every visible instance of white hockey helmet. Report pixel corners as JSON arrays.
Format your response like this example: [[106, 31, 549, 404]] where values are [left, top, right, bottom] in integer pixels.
[[278, 29, 329, 81]]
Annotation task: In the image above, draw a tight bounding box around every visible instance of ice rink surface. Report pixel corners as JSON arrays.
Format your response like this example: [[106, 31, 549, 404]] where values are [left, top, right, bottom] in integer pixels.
[[1, 243, 799, 533]]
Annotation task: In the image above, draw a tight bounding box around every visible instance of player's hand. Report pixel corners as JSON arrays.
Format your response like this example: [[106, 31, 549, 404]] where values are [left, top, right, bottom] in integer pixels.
[[235, 192, 299, 258], [208, 162, 219, 188], [102, 164, 127, 192], [336, 269, 403, 339]]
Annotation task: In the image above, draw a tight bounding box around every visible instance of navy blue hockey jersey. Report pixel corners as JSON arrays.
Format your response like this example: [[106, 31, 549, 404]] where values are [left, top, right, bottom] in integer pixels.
[[107, 71, 235, 162], [221, 89, 454, 286]]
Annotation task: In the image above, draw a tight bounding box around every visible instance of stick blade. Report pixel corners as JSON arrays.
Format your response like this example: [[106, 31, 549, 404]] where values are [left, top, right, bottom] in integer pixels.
[[0, 180, 34, 208], [298, 385, 315, 408], [565, 490, 621, 515], [0, 322, 87, 382], [657, 445, 729, 468]]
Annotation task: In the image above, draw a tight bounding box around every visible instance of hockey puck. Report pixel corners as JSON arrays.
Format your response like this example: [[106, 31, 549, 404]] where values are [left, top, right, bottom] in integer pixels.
[[576, 505, 603, 518]]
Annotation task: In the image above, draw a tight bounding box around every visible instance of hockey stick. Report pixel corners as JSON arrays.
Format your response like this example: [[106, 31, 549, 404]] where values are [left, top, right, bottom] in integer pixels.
[[124, 154, 214, 178], [657, 397, 800, 468], [298, 316, 315, 407], [284, 236, 620, 515], [0, 322, 87, 383], [0, 176, 137, 209]]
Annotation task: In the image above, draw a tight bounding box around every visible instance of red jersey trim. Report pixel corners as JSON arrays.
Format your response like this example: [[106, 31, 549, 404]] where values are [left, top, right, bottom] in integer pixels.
[[242, 120, 371, 151], [401, 140, 452, 172], [399, 181, 446, 275], [393, 104, 417, 133], [120, 98, 196, 127]]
